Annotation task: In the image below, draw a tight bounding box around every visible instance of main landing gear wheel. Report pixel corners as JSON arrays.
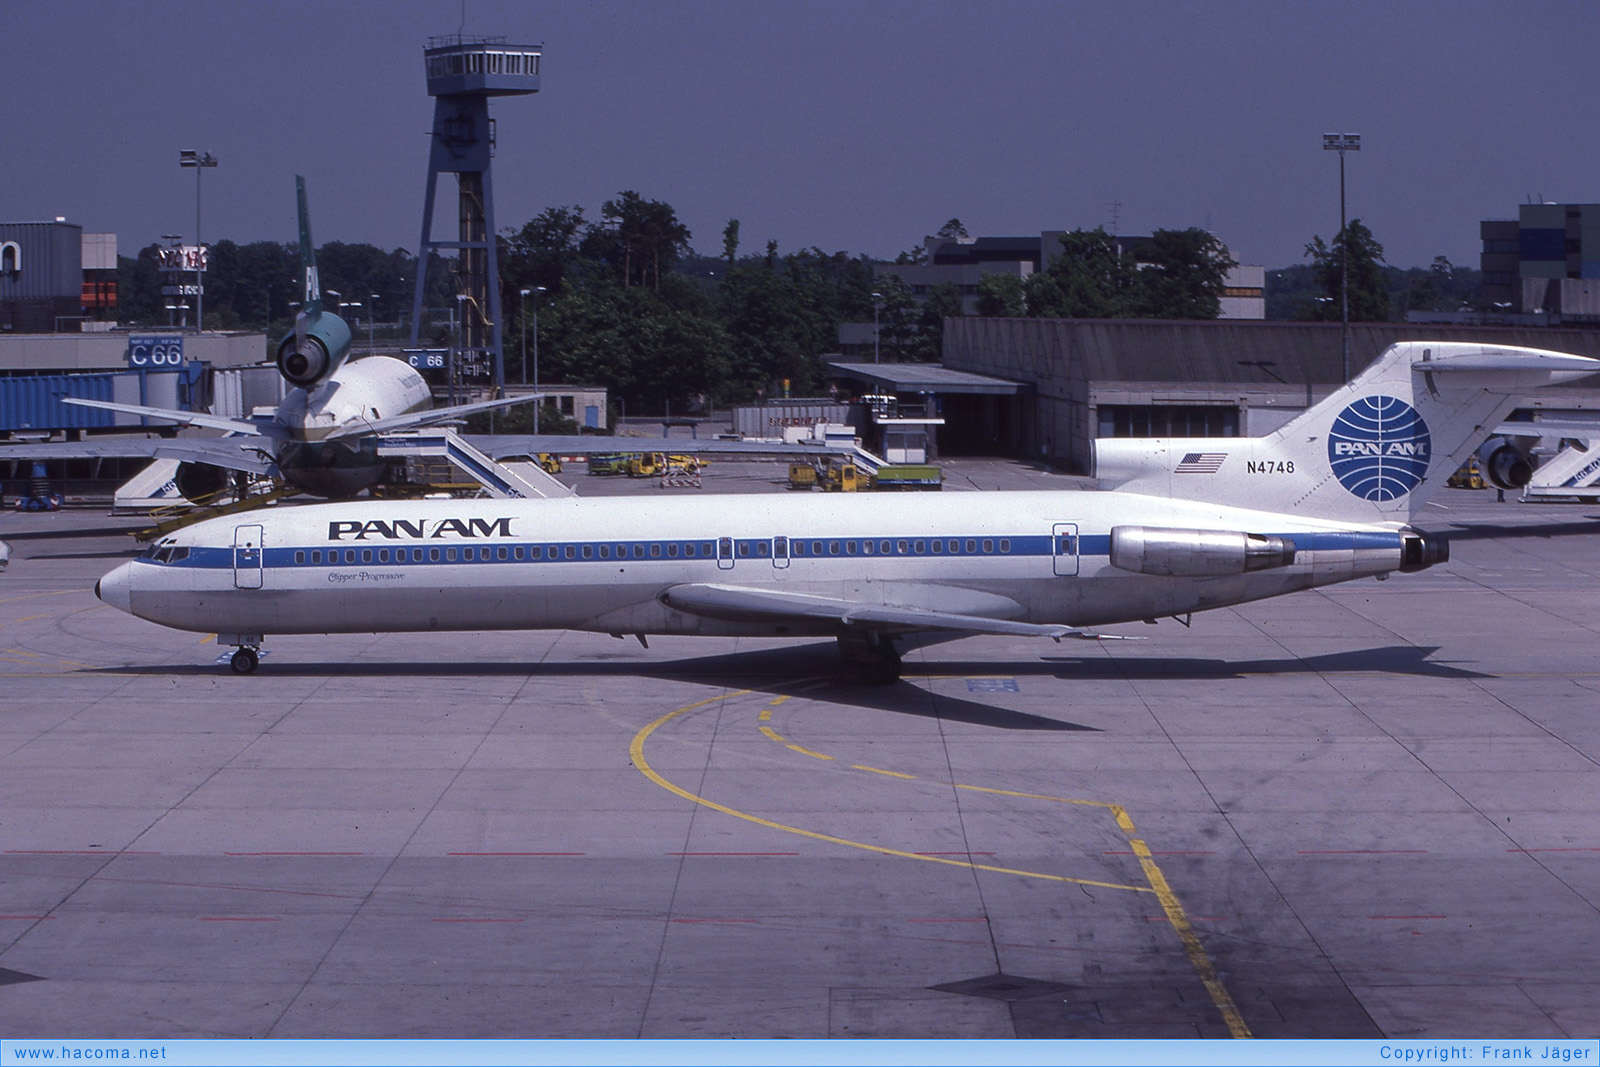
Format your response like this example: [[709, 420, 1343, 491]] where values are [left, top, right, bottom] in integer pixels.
[[838, 632, 902, 686], [230, 647, 259, 675]]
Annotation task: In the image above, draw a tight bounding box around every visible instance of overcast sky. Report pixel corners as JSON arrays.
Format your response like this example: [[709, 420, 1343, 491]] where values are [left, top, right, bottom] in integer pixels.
[[3, 0, 1596, 270]]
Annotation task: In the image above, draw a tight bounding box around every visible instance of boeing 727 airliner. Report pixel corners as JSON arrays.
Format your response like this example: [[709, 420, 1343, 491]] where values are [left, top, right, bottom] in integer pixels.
[[95, 342, 1599, 680]]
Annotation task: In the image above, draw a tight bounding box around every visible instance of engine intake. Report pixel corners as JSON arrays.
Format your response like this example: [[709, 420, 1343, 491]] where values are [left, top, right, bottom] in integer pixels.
[[1478, 438, 1534, 490], [275, 312, 352, 387], [1110, 526, 1297, 577]]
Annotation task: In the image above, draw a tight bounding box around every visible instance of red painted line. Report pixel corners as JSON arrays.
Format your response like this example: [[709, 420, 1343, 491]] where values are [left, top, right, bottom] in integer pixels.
[[5, 850, 159, 855], [1507, 847, 1600, 853], [1297, 849, 1428, 854], [907, 918, 987, 923], [1369, 915, 1446, 920], [1104, 850, 1217, 856], [432, 918, 525, 924], [200, 917, 279, 922], [668, 852, 799, 856], [90, 875, 359, 901], [446, 851, 585, 856], [224, 851, 364, 856]]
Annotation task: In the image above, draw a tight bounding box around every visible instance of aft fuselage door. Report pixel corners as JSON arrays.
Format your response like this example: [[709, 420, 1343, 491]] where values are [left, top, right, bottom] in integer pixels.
[[1052, 522, 1080, 577], [233, 523, 265, 589]]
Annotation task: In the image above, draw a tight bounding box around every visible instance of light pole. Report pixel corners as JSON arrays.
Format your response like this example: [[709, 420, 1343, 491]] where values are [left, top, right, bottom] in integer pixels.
[[871, 291, 882, 364], [531, 286, 546, 432], [179, 150, 217, 333], [1322, 132, 1360, 383], [369, 294, 380, 352], [519, 289, 530, 386], [455, 294, 468, 407], [339, 300, 362, 345]]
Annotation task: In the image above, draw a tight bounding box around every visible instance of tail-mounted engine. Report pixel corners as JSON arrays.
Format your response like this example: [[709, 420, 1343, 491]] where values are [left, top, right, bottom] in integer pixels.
[[1477, 436, 1534, 490], [1110, 526, 1297, 577], [1400, 529, 1449, 572], [275, 312, 352, 387]]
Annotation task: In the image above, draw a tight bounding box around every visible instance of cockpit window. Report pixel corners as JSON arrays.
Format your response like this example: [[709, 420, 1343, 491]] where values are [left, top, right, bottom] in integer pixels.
[[141, 544, 189, 564]]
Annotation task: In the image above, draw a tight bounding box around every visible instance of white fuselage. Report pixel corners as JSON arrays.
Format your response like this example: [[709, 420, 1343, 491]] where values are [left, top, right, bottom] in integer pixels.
[[275, 356, 433, 443], [97, 490, 1412, 644]]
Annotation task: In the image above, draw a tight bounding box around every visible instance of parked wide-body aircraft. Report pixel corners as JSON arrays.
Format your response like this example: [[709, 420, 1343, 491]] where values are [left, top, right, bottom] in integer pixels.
[[4, 178, 536, 501], [96, 342, 1598, 679]]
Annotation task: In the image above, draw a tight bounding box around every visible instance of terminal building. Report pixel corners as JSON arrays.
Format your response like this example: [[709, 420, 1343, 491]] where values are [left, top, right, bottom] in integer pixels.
[[873, 231, 1265, 319], [1, 219, 119, 334], [1480, 203, 1600, 323], [939, 318, 1600, 472]]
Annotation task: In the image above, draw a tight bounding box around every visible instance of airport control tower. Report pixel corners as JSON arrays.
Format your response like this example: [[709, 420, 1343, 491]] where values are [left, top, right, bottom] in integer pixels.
[[409, 35, 541, 393]]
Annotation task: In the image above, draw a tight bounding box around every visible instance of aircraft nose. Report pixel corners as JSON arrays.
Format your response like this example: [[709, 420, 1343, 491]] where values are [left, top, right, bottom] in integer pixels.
[[96, 562, 133, 614]]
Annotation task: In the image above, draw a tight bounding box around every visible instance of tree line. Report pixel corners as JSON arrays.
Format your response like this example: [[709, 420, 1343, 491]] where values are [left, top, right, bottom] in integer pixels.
[[114, 192, 1473, 413]]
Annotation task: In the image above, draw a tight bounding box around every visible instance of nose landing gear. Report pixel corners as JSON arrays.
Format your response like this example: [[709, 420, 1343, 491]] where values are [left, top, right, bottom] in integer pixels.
[[220, 633, 265, 675]]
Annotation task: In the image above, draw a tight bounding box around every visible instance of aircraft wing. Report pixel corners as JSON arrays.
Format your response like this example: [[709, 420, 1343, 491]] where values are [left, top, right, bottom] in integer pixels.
[[321, 394, 547, 440], [659, 582, 1125, 640], [61, 397, 280, 438], [0, 436, 278, 477]]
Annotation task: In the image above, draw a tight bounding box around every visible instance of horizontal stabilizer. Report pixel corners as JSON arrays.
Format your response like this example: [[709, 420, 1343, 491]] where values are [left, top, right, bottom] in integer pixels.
[[1417, 350, 1600, 377], [1494, 420, 1600, 439], [61, 397, 280, 438]]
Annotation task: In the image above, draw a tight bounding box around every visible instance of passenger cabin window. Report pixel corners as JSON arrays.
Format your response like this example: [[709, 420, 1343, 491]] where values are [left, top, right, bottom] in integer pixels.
[[295, 551, 305, 564], [668, 543, 679, 558], [446, 548, 457, 562]]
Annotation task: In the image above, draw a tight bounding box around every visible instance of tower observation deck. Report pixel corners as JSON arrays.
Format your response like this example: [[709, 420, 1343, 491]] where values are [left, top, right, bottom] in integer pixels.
[[410, 35, 542, 394]]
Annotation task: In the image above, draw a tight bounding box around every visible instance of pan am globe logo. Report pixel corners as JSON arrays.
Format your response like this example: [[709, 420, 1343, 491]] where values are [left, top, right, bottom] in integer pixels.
[[1327, 395, 1432, 500]]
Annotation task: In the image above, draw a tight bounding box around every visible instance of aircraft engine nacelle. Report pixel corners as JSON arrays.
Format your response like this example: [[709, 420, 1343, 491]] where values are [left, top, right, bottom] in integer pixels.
[[1477, 436, 1534, 490], [1109, 526, 1297, 578], [174, 462, 231, 504], [275, 313, 352, 388]]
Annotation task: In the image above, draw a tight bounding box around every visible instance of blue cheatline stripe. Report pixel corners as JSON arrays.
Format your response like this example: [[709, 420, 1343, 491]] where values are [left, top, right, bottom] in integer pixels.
[[149, 529, 1403, 572]]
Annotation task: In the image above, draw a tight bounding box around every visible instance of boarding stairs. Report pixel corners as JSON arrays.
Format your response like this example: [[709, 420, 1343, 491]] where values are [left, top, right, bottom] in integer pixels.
[[1524, 436, 1600, 500], [375, 429, 573, 499]]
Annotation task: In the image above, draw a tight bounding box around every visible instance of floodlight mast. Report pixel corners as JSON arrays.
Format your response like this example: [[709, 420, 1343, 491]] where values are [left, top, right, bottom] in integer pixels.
[[1322, 132, 1360, 382], [179, 150, 218, 332]]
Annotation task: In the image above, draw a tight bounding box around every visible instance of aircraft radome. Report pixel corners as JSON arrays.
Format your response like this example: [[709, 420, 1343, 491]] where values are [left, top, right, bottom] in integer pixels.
[[95, 342, 1598, 682]]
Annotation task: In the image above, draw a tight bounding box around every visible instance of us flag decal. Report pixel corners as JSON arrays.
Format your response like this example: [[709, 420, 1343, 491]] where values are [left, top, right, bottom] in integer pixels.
[[1175, 452, 1227, 473]]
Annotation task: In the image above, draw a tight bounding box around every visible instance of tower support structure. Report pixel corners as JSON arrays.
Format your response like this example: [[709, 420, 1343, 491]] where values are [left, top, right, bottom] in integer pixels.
[[410, 35, 541, 395]]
